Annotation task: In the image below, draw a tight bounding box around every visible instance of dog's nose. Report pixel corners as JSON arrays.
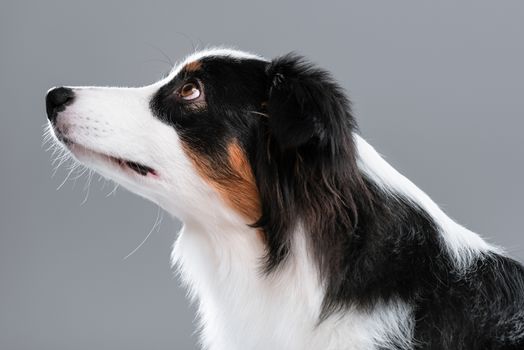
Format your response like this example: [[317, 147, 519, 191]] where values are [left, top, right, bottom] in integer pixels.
[[46, 87, 75, 123]]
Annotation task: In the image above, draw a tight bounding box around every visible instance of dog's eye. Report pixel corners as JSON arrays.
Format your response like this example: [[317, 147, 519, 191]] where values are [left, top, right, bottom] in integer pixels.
[[178, 82, 201, 101]]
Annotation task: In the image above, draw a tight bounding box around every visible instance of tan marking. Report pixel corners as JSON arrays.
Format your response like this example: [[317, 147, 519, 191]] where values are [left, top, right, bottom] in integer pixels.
[[182, 140, 261, 224], [184, 60, 202, 72], [225, 142, 261, 221]]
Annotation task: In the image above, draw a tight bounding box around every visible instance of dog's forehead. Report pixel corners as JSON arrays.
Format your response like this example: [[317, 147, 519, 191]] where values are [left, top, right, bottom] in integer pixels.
[[168, 48, 267, 79]]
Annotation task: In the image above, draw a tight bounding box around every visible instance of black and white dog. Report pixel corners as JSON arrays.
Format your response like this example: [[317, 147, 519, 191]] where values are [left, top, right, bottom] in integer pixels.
[[45, 48, 524, 350]]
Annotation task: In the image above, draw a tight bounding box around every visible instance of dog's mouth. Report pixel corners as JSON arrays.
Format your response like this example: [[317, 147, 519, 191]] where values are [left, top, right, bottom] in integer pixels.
[[113, 157, 157, 177], [62, 137, 158, 177]]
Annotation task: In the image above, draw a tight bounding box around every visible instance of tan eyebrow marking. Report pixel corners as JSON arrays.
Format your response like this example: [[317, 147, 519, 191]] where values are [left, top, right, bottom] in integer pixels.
[[184, 60, 202, 72]]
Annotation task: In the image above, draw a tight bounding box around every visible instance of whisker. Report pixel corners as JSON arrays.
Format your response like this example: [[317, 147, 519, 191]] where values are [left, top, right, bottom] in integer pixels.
[[52, 153, 73, 175], [140, 58, 173, 68], [80, 170, 94, 205], [56, 163, 78, 190], [173, 31, 202, 54], [146, 43, 174, 67], [106, 183, 119, 197], [123, 207, 164, 260], [52, 152, 71, 177], [249, 111, 269, 118], [52, 151, 70, 166], [70, 166, 89, 185]]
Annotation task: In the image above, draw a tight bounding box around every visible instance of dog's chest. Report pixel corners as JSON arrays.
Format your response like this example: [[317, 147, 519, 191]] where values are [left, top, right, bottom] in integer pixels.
[[173, 227, 412, 350]]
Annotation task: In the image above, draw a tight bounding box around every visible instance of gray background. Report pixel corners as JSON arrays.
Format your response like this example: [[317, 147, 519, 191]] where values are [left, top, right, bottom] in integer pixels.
[[1, 0, 523, 349]]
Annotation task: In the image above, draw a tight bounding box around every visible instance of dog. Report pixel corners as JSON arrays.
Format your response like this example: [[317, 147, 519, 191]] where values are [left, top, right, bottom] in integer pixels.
[[45, 48, 524, 350]]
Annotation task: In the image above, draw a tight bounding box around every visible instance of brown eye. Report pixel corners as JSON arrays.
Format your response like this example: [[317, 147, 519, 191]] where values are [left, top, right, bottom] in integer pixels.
[[178, 81, 201, 101]]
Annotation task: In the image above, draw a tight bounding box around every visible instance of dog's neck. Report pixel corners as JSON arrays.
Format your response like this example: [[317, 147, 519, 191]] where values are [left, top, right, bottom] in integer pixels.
[[172, 217, 336, 350], [171, 212, 417, 350]]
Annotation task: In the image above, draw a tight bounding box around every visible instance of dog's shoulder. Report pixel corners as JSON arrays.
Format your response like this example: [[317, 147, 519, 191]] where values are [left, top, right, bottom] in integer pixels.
[[413, 253, 524, 349]]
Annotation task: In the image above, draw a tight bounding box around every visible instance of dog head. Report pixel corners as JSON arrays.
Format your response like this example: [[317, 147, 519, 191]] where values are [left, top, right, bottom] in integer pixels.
[[46, 48, 361, 259]]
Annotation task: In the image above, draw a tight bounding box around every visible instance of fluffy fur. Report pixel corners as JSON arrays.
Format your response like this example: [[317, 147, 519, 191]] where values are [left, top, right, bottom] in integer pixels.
[[46, 48, 524, 349]]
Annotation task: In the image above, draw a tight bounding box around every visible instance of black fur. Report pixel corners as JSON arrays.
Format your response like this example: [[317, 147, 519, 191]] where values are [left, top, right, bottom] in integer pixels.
[[255, 54, 368, 280], [150, 52, 524, 349]]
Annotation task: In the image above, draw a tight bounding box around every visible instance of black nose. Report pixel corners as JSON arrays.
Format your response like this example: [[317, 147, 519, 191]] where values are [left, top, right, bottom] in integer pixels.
[[46, 87, 75, 123]]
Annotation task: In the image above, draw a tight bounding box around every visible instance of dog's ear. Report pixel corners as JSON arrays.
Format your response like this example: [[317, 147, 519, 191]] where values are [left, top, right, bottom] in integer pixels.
[[265, 54, 354, 151], [255, 54, 366, 274]]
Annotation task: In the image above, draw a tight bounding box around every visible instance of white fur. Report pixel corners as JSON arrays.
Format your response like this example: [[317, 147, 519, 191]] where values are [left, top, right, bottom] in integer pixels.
[[164, 47, 267, 85], [354, 134, 499, 269], [48, 48, 498, 350], [173, 221, 414, 350]]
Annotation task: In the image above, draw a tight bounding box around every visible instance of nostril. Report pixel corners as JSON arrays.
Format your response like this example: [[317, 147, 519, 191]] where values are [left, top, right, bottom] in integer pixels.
[[46, 87, 75, 123]]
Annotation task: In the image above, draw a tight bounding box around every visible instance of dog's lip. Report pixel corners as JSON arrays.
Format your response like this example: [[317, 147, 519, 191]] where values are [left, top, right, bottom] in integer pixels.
[[63, 137, 158, 178]]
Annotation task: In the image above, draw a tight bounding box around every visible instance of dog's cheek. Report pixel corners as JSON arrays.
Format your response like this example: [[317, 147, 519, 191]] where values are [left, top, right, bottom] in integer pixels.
[[181, 139, 261, 223]]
